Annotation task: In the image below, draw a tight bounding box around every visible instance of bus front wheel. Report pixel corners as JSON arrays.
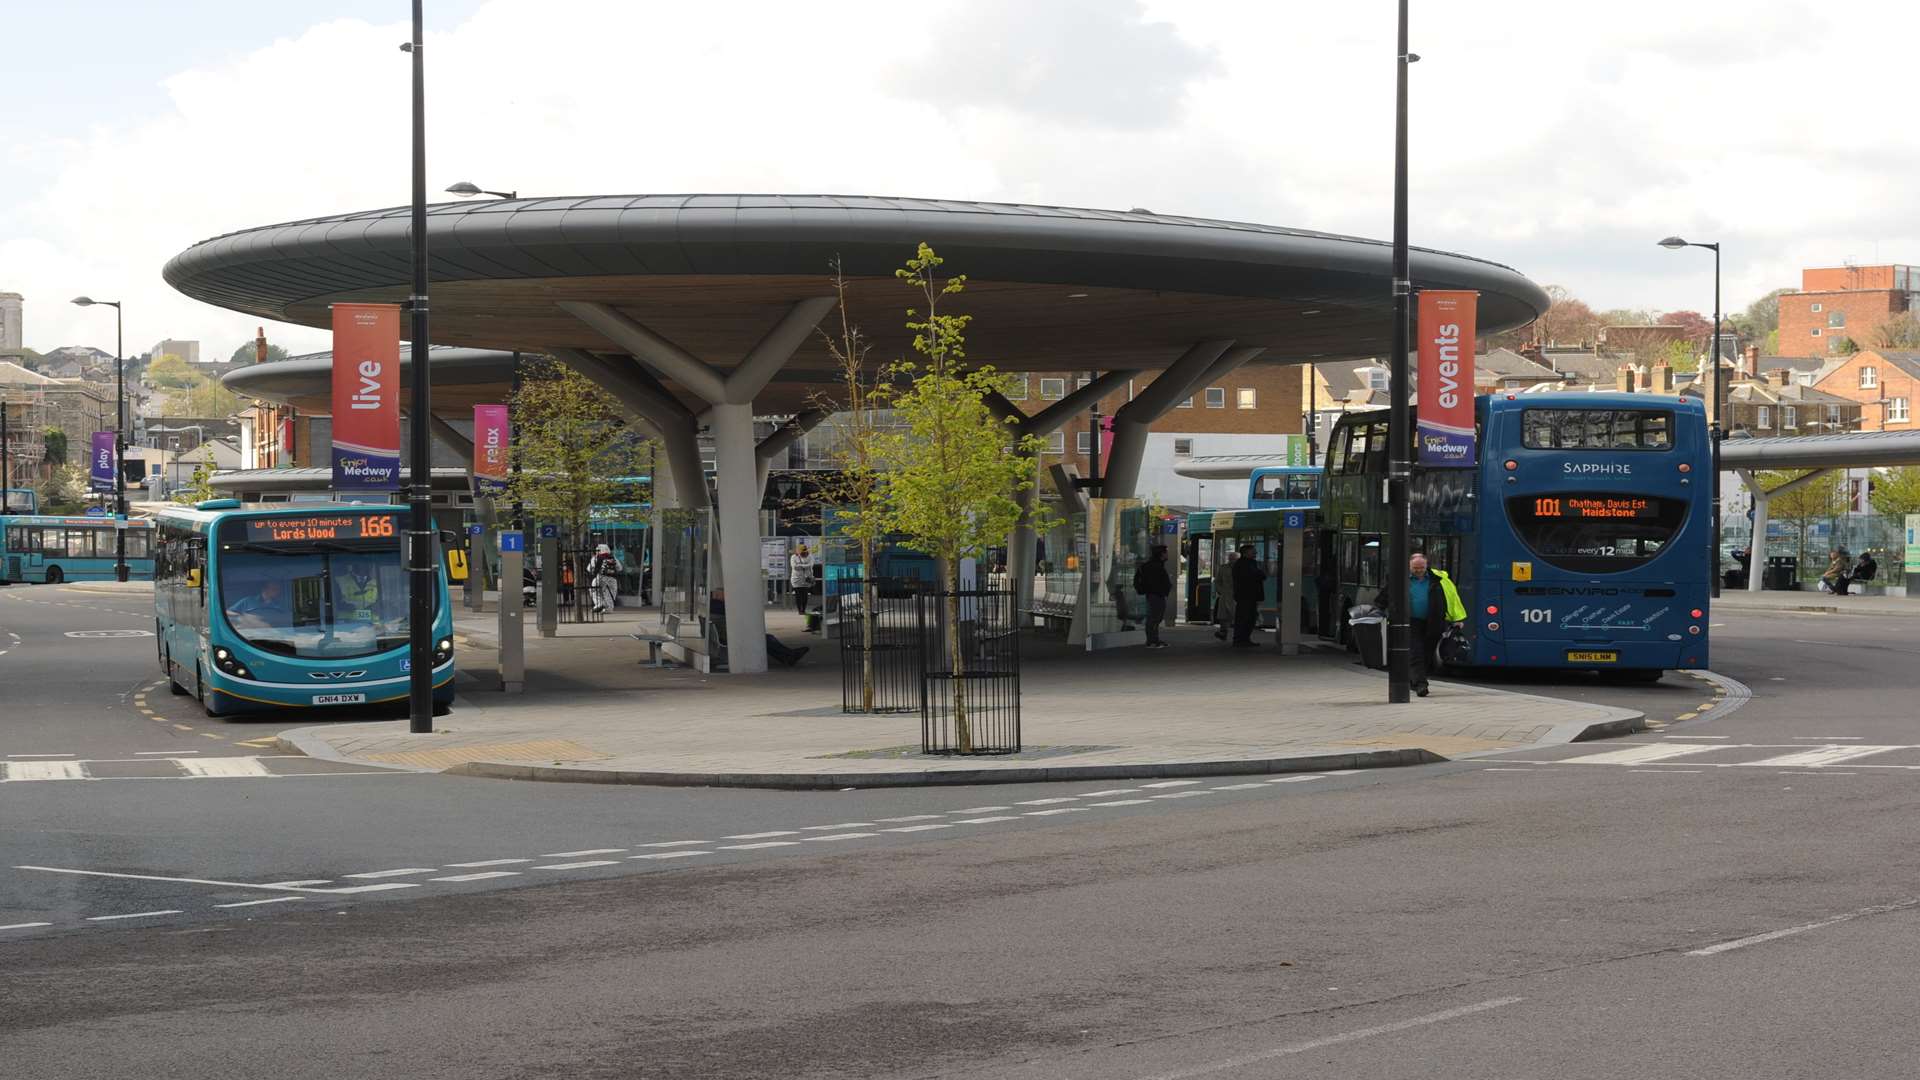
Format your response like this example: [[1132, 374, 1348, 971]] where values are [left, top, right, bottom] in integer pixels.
[[44, 565, 63, 585]]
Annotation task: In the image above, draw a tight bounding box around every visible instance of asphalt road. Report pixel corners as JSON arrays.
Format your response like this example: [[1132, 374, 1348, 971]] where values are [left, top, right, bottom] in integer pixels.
[[4, 583, 1917, 1078]]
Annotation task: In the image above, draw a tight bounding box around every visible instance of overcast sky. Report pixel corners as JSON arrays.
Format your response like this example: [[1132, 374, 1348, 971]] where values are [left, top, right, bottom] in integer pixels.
[[6, 0, 1916, 359]]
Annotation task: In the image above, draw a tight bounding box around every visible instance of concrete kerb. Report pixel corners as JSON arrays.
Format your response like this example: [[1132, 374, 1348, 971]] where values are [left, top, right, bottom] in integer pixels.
[[441, 747, 1445, 790], [272, 724, 439, 774], [1345, 668, 1646, 760]]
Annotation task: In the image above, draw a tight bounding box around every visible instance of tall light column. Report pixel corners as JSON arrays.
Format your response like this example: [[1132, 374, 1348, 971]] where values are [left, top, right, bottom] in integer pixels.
[[71, 296, 127, 581], [1659, 235, 1724, 599], [1384, 1, 1418, 704], [403, 1, 434, 732]]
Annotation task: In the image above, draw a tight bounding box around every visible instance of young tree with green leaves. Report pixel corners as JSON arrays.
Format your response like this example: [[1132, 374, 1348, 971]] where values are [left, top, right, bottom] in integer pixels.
[[877, 244, 1049, 752], [163, 375, 238, 416], [41, 428, 66, 466], [501, 358, 651, 549], [170, 444, 218, 505], [1759, 469, 1845, 576], [1868, 466, 1920, 519]]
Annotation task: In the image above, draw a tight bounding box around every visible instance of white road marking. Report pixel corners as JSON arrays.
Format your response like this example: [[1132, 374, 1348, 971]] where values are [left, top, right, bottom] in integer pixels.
[[637, 840, 709, 848], [718, 841, 799, 850], [1778, 771, 1857, 776], [1482, 768, 1535, 772], [327, 883, 421, 893], [2, 760, 86, 781], [801, 822, 874, 830], [1024, 808, 1088, 816], [1323, 770, 1363, 776], [1208, 783, 1268, 791], [1266, 775, 1325, 783], [1688, 898, 1920, 956], [1150, 791, 1210, 799], [1662, 735, 1729, 740], [876, 815, 944, 823], [442, 859, 531, 868], [1016, 797, 1079, 805], [802, 832, 877, 841], [1629, 769, 1703, 774], [1141, 780, 1202, 788], [951, 815, 1019, 824], [1074, 789, 1140, 797], [724, 831, 798, 840], [533, 860, 621, 870], [1088, 798, 1155, 806], [432, 871, 520, 882], [177, 757, 274, 778], [1133, 997, 1524, 1080], [628, 851, 710, 860], [88, 910, 183, 922], [12, 866, 343, 894], [5, 753, 76, 758], [0, 922, 52, 931], [1791, 736, 1866, 741], [1746, 745, 1904, 768], [341, 868, 439, 879], [882, 824, 952, 833], [134, 750, 197, 755], [1560, 743, 1724, 766], [948, 806, 1011, 814], [267, 879, 332, 887], [214, 897, 307, 908], [539, 848, 626, 858]]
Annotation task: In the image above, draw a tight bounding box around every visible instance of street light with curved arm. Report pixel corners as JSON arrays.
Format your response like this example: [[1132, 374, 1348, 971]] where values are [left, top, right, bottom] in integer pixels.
[[69, 295, 129, 581]]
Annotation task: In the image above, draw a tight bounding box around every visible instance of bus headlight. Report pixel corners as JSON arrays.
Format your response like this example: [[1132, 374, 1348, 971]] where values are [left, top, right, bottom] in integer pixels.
[[212, 649, 252, 679], [433, 637, 454, 665]]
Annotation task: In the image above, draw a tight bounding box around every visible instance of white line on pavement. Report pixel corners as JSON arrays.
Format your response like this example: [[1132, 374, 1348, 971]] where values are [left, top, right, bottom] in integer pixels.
[[533, 860, 621, 870], [1266, 775, 1325, 783], [1141, 780, 1202, 788], [177, 757, 274, 778], [1088, 799, 1153, 807], [1073, 789, 1140, 797], [1792, 736, 1866, 741], [723, 831, 798, 840], [1024, 808, 1087, 816], [1016, 797, 1079, 805], [16, 866, 334, 894], [87, 910, 183, 921], [2, 761, 86, 781], [1561, 743, 1725, 766], [539, 849, 626, 858], [951, 816, 1019, 824], [267, 879, 332, 887], [214, 897, 307, 908], [802, 832, 878, 842], [1747, 745, 1905, 768], [342, 868, 438, 879], [327, 883, 420, 893], [1150, 791, 1210, 799], [882, 824, 952, 833], [629, 851, 710, 860], [1132, 997, 1524, 1080], [1688, 898, 1920, 956], [948, 806, 1011, 814], [875, 816, 944, 823], [801, 822, 874, 830], [637, 840, 709, 848], [0, 922, 52, 931], [1629, 769, 1703, 774], [432, 872, 520, 882], [718, 842, 799, 850], [442, 859, 531, 868], [1208, 783, 1267, 791], [5, 753, 76, 758]]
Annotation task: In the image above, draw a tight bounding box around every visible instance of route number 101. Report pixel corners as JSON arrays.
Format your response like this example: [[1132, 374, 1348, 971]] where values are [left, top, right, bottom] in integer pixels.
[[1520, 608, 1552, 624]]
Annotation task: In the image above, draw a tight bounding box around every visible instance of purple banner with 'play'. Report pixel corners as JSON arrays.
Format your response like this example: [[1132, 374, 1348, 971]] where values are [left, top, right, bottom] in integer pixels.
[[89, 430, 117, 493]]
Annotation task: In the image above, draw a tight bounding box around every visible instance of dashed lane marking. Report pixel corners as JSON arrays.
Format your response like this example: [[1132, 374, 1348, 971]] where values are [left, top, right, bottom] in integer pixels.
[[1088, 799, 1153, 807], [724, 831, 798, 840], [341, 868, 439, 880], [952, 815, 1020, 824], [432, 872, 520, 882], [442, 859, 531, 868], [636, 840, 708, 848], [533, 860, 622, 871], [948, 806, 1011, 814], [0, 923, 53, 932], [802, 832, 878, 842], [215, 897, 306, 909], [87, 910, 182, 922], [719, 841, 799, 850], [628, 851, 710, 860], [540, 848, 626, 858], [882, 824, 952, 833]]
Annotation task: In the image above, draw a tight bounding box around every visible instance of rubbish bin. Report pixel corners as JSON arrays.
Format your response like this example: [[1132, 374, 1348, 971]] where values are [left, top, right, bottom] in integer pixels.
[[1766, 555, 1799, 591], [1348, 604, 1387, 670]]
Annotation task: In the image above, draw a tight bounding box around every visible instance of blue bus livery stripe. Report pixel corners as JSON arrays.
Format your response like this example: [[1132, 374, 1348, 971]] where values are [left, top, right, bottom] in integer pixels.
[[208, 660, 455, 692]]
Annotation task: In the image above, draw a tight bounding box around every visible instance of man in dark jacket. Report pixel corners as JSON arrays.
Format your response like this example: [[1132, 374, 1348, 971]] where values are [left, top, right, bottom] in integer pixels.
[[1372, 552, 1466, 697], [1133, 545, 1174, 649], [1230, 543, 1266, 647]]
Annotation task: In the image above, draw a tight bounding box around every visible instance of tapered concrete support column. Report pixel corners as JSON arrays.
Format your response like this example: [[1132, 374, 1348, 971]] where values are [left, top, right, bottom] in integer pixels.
[[710, 402, 767, 673], [1103, 342, 1257, 499], [560, 298, 836, 675], [1008, 464, 1040, 614], [551, 347, 706, 508]]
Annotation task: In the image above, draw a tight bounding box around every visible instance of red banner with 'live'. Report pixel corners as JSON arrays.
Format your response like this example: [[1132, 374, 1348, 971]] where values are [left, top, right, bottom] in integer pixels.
[[329, 303, 402, 490]]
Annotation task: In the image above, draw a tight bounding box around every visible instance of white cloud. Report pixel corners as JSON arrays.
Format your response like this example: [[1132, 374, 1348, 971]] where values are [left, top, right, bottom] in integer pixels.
[[8, 0, 1920, 357]]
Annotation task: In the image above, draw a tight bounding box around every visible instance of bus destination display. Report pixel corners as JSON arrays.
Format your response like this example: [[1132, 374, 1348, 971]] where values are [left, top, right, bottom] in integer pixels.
[[1529, 496, 1653, 520], [243, 514, 400, 544]]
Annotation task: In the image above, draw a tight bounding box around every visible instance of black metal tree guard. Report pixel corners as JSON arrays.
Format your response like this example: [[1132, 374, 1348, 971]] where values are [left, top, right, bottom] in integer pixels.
[[918, 587, 1021, 755], [837, 577, 920, 714]]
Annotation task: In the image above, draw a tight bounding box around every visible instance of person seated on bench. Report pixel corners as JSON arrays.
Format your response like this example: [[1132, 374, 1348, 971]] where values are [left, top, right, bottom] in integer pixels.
[[710, 589, 810, 667]]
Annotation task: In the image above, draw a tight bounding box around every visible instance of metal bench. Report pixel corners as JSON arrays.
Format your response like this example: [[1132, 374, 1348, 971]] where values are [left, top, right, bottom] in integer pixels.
[[630, 614, 683, 668]]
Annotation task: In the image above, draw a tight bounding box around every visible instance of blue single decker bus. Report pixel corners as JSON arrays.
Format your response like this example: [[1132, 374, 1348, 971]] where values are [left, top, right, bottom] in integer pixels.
[[1321, 391, 1711, 680], [1, 514, 155, 584], [1246, 466, 1321, 510], [153, 500, 455, 716]]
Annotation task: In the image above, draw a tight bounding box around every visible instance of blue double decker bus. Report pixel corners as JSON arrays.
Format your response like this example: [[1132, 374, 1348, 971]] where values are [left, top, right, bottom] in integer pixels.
[[1322, 391, 1711, 680], [1, 514, 155, 584], [153, 500, 455, 716], [1246, 466, 1322, 510]]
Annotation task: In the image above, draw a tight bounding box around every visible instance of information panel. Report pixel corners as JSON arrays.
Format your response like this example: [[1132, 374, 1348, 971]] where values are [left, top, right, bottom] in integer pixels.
[[1526, 496, 1655, 521], [243, 514, 400, 545]]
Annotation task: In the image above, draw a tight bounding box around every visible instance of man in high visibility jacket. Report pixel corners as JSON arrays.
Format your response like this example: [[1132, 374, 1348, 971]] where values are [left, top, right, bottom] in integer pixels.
[[1375, 552, 1466, 698], [338, 563, 380, 623]]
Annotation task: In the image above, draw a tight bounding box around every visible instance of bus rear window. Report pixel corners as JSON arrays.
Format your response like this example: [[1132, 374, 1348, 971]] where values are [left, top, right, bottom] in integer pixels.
[[1506, 494, 1688, 573], [1522, 409, 1672, 450]]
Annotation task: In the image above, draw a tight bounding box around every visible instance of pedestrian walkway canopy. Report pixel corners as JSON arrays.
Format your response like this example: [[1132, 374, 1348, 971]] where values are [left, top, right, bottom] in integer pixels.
[[1719, 429, 1920, 470]]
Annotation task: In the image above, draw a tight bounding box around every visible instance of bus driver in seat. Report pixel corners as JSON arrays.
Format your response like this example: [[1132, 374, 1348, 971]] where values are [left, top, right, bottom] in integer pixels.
[[227, 579, 289, 627], [337, 561, 381, 623]]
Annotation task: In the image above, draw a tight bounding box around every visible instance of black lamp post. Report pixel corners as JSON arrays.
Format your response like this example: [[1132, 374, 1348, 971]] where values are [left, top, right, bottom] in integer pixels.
[[1658, 235, 1724, 599], [1384, 0, 1420, 703], [402, 2, 434, 733], [70, 296, 128, 581]]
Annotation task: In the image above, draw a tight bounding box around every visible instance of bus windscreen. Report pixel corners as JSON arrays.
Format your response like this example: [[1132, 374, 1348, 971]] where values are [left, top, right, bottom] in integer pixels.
[[1505, 494, 1688, 573]]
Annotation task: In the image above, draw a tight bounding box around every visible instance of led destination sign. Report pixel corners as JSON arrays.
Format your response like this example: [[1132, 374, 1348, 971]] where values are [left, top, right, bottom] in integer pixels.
[[1529, 496, 1654, 521], [242, 514, 400, 545]]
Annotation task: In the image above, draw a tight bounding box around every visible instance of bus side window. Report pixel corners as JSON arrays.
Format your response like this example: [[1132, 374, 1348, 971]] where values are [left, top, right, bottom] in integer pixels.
[[1360, 534, 1383, 590], [1340, 534, 1358, 585]]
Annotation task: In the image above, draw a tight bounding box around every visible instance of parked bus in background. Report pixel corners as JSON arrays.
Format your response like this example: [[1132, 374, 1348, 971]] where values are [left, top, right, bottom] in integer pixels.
[[153, 500, 455, 716], [1, 514, 154, 584], [1246, 466, 1322, 510], [1, 488, 36, 514], [1320, 392, 1711, 681]]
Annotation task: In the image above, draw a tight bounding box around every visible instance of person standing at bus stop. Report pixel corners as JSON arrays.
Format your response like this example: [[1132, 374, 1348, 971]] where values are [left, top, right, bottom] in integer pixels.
[[789, 542, 815, 617], [1133, 544, 1173, 649], [1230, 543, 1265, 647], [1376, 552, 1466, 697]]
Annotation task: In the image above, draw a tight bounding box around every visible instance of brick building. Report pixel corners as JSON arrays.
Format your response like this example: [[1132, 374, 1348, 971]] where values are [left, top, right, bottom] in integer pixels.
[[1811, 349, 1920, 431], [1777, 265, 1920, 359], [1012, 362, 1303, 508]]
